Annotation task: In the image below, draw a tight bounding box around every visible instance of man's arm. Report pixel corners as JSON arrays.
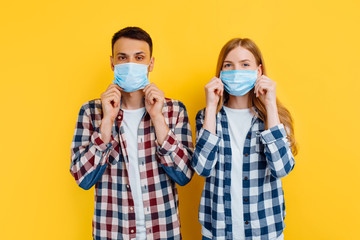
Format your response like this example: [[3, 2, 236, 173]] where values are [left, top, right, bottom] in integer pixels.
[[154, 101, 194, 186], [143, 84, 194, 186], [70, 101, 114, 190], [70, 84, 121, 190]]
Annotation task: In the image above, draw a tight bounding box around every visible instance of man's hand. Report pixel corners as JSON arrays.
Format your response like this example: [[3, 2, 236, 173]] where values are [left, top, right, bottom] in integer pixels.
[[100, 84, 122, 143], [143, 83, 169, 145], [143, 83, 165, 120]]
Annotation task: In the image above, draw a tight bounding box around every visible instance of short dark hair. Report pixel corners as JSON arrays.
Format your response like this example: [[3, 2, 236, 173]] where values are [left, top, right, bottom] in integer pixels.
[[111, 27, 153, 56]]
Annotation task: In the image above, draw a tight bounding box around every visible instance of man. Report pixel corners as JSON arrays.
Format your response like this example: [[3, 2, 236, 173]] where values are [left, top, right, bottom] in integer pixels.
[[70, 27, 194, 240]]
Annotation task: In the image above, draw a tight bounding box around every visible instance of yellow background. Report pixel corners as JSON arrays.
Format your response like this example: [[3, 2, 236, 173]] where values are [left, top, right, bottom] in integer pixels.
[[1, 0, 359, 239]]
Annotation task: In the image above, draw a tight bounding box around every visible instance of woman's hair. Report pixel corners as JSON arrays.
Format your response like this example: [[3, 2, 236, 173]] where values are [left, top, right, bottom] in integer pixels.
[[216, 38, 298, 156]]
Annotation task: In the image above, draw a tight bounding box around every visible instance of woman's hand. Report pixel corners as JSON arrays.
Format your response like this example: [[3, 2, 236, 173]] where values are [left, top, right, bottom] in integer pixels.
[[205, 77, 223, 111], [203, 77, 223, 134], [254, 75, 280, 128], [254, 75, 277, 108]]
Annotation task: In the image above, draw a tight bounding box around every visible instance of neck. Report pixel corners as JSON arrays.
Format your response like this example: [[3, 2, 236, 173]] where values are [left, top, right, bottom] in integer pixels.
[[121, 90, 145, 110], [225, 92, 252, 109]]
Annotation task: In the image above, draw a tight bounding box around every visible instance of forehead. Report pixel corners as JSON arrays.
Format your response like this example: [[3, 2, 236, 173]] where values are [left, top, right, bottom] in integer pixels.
[[113, 37, 150, 55], [225, 46, 256, 62]]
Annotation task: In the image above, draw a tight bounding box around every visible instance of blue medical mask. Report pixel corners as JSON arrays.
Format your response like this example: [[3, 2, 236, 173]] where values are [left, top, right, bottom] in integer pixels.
[[220, 67, 259, 96], [113, 62, 150, 92]]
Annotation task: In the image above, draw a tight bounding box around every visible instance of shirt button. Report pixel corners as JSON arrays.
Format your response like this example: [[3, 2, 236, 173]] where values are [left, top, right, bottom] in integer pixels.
[[130, 207, 134, 211], [244, 153, 249, 157], [244, 176, 248, 180], [130, 229, 134, 233], [247, 133, 251, 138], [244, 198, 248, 202], [126, 184, 130, 189], [118, 116, 122, 119], [245, 221, 249, 225]]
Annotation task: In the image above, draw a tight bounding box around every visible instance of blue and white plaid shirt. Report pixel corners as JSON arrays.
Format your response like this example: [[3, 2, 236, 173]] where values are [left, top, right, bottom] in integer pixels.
[[191, 107, 295, 240]]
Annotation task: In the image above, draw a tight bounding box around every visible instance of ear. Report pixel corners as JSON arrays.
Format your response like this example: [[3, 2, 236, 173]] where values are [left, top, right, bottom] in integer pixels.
[[110, 55, 115, 71], [257, 64, 263, 77], [148, 57, 155, 72]]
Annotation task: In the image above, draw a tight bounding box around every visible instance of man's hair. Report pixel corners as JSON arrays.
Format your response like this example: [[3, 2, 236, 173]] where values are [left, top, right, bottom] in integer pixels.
[[111, 27, 153, 56]]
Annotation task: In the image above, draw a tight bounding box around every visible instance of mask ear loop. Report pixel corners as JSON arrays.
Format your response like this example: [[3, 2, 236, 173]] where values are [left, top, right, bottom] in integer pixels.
[[256, 64, 262, 78], [147, 58, 153, 82]]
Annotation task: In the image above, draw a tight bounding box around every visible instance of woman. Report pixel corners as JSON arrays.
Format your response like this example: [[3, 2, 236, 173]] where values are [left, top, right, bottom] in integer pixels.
[[192, 38, 297, 240]]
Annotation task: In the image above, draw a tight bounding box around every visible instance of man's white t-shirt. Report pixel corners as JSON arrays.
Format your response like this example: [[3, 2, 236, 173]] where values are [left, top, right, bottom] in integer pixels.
[[122, 107, 147, 240]]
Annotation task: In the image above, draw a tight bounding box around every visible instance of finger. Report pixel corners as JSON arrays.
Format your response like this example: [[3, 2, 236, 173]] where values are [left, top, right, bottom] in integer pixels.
[[147, 91, 162, 105], [210, 77, 220, 83], [103, 94, 119, 107], [147, 93, 156, 105], [144, 84, 157, 96], [255, 84, 261, 98], [143, 84, 151, 92], [103, 89, 121, 100], [257, 84, 269, 96], [108, 84, 122, 92], [144, 83, 156, 91], [107, 93, 120, 104], [206, 77, 221, 88], [208, 85, 221, 96], [104, 87, 122, 97], [215, 82, 224, 92], [145, 89, 157, 104], [144, 88, 154, 102], [208, 78, 223, 88], [151, 93, 163, 103], [146, 87, 164, 102]]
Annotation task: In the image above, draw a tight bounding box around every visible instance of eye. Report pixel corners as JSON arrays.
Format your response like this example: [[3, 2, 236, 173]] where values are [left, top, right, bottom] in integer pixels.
[[136, 56, 144, 60], [118, 56, 126, 60], [223, 63, 232, 68], [242, 63, 250, 67]]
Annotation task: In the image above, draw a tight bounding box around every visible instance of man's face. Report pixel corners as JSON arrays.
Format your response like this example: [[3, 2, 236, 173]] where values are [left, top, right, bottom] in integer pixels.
[[110, 37, 154, 72]]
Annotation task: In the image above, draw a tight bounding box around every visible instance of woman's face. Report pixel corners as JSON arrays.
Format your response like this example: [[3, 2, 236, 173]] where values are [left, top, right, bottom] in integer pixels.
[[222, 46, 260, 73]]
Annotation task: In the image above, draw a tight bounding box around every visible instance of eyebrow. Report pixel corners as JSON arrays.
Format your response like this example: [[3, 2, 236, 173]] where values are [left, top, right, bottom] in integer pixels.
[[116, 51, 146, 56], [134, 51, 145, 55], [117, 52, 128, 56], [224, 59, 251, 63]]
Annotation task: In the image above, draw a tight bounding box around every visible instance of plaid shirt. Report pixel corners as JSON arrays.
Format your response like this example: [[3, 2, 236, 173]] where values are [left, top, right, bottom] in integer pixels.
[[70, 98, 194, 240], [191, 107, 295, 240]]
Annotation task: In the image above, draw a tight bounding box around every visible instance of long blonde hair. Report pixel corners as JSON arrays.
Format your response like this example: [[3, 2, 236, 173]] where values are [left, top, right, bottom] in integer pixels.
[[216, 38, 298, 156]]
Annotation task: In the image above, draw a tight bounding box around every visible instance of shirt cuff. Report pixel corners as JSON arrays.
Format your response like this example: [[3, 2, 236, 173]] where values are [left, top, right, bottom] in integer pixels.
[[91, 127, 115, 151], [156, 129, 178, 156], [196, 128, 221, 152], [260, 123, 287, 144]]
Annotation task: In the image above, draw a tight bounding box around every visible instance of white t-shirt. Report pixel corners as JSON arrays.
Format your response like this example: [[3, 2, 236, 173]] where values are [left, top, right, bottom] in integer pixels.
[[122, 107, 147, 240], [201, 106, 284, 240], [224, 106, 254, 240]]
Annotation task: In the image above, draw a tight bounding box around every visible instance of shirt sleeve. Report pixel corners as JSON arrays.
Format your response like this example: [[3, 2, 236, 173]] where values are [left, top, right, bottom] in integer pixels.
[[155, 102, 194, 186], [191, 109, 221, 177], [70, 102, 116, 190], [260, 123, 295, 178]]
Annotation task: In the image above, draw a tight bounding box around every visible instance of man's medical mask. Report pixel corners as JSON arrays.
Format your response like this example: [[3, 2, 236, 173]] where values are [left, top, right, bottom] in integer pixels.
[[113, 62, 150, 92]]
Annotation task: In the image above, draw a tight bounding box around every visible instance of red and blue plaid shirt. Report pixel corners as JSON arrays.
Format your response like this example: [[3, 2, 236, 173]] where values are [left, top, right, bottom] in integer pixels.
[[70, 98, 194, 240]]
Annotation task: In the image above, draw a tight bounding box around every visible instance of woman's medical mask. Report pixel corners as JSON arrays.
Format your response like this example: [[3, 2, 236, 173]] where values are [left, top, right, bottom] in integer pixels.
[[113, 62, 150, 92], [220, 67, 259, 96]]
